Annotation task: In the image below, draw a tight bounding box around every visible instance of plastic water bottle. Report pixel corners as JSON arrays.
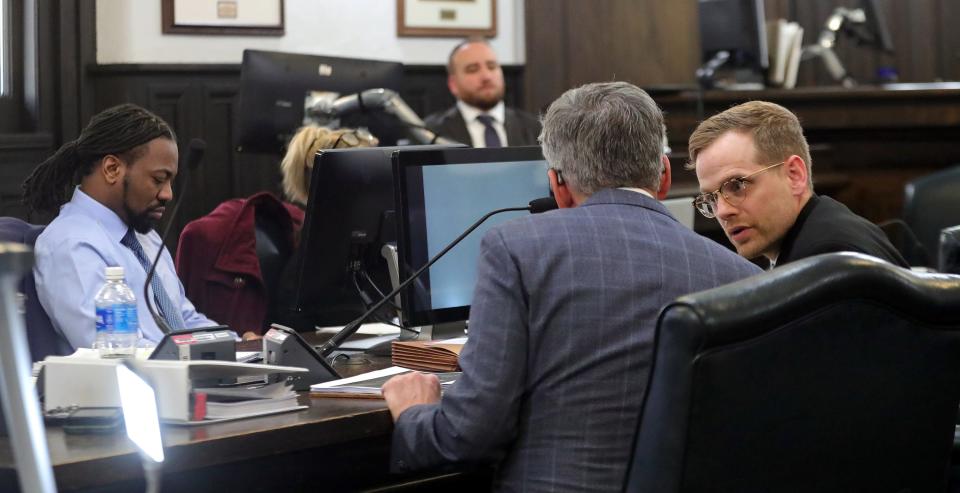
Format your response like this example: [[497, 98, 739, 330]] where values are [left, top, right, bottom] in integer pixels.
[[94, 266, 139, 358]]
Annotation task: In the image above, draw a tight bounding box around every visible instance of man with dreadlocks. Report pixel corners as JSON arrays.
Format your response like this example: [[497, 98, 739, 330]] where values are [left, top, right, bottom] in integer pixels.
[[24, 104, 216, 350]]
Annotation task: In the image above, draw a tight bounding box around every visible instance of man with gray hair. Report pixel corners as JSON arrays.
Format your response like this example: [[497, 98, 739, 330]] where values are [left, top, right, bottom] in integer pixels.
[[382, 81, 760, 491]]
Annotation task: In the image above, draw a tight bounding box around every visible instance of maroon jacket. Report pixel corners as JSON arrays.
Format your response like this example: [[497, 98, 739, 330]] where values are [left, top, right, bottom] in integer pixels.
[[175, 192, 304, 334]]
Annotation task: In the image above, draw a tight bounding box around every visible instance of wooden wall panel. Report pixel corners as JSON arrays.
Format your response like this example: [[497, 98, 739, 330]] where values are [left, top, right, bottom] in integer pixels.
[[0, 135, 54, 220], [524, 0, 699, 114], [526, 0, 960, 111], [938, 0, 960, 81], [522, 0, 570, 113], [0, 0, 93, 225]]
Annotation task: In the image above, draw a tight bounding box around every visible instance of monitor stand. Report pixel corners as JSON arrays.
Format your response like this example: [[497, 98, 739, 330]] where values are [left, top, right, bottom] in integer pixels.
[[368, 243, 468, 356], [364, 320, 467, 356], [416, 320, 468, 340]]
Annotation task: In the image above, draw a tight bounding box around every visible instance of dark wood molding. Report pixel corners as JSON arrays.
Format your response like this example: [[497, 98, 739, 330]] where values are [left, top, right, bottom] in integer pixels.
[[88, 63, 243, 75], [57, 0, 98, 142], [87, 63, 524, 76], [0, 132, 53, 150]]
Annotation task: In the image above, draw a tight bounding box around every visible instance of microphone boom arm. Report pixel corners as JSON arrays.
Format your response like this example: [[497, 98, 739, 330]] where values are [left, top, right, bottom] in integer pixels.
[[305, 88, 463, 146], [143, 138, 206, 335]]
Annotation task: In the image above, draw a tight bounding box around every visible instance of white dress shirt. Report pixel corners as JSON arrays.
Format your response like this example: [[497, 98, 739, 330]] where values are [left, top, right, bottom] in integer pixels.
[[456, 100, 508, 148]]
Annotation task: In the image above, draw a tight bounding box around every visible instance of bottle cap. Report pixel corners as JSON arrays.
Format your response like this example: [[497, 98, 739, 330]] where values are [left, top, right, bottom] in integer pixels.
[[105, 266, 125, 280]]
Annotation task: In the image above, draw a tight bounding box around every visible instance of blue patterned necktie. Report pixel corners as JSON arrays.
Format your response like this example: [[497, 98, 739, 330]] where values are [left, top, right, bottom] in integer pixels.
[[476, 114, 503, 148], [120, 228, 186, 331]]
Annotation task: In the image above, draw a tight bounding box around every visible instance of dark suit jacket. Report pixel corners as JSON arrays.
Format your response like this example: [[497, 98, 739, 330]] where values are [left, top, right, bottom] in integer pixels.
[[390, 189, 762, 491], [424, 105, 541, 147], [778, 194, 909, 267]]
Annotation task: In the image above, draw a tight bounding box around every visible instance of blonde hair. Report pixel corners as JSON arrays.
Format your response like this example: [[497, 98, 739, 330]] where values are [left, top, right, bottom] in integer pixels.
[[280, 126, 378, 204], [688, 101, 813, 189]]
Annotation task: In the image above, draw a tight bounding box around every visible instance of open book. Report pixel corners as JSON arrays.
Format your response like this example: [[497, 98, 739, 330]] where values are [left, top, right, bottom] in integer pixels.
[[391, 337, 466, 372]]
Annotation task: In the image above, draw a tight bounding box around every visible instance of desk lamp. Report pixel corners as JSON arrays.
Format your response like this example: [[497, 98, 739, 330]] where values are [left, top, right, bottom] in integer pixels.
[[117, 360, 165, 493]]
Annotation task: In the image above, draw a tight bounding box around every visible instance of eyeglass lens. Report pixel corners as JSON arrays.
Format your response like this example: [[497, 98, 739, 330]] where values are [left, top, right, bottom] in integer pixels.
[[695, 179, 750, 217], [694, 161, 784, 218]]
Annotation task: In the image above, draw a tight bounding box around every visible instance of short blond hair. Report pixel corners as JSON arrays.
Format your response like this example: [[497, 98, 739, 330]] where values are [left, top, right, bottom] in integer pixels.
[[688, 101, 813, 189], [280, 126, 378, 204]]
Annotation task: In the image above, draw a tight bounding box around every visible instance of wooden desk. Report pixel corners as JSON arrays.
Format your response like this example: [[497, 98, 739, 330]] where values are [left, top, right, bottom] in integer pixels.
[[0, 354, 485, 492]]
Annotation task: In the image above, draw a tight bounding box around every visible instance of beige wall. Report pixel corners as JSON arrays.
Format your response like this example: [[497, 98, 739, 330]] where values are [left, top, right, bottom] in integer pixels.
[[95, 0, 526, 65]]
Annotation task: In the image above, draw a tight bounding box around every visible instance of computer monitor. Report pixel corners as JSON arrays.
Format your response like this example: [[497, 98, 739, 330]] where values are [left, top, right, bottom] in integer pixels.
[[236, 49, 404, 154], [857, 0, 894, 53], [281, 145, 461, 331], [662, 196, 696, 230], [393, 146, 551, 328], [697, 0, 768, 82]]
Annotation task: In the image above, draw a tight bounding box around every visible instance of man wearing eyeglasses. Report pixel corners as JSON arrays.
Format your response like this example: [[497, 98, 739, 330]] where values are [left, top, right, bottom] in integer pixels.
[[689, 101, 907, 268]]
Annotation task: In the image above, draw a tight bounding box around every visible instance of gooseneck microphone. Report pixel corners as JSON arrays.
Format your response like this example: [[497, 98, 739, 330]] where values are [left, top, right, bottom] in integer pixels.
[[143, 138, 206, 334], [318, 196, 559, 357], [528, 196, 559, 214]]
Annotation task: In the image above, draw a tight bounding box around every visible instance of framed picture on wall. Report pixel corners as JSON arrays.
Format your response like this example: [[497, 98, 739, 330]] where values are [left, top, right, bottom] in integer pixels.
[[161, 0, 285, 36], [397, 0, 497, 37]]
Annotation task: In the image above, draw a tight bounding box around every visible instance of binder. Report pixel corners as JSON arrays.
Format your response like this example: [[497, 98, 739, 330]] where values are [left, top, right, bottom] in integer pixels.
[[43, 357, 307, 423]]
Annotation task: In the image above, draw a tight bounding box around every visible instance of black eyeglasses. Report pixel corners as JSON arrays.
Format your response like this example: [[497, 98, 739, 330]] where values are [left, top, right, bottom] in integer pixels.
[[693, 161, 785, 218]]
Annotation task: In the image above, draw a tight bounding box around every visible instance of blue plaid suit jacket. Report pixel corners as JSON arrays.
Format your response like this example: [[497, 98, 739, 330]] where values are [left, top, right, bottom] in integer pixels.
[[391, 188, 762, 491]]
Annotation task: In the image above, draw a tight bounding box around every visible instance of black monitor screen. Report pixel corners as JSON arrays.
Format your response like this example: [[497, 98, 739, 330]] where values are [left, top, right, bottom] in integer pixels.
[[394, 146, 550, 328], [281, 145, 460, 331], [237, 49, 404, 154], [698, 0, 768, 70], [860, 0, 894, 53]]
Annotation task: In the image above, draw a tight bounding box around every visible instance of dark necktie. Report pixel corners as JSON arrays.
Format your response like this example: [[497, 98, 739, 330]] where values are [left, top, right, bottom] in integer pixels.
[[476, 114, 503, 148], [120, 228, 186, 331]]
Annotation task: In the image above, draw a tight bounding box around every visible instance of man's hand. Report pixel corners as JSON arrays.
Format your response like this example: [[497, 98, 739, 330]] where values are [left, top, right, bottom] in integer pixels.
[[381, 371, 441, 422], [241, 331, 262, 341]]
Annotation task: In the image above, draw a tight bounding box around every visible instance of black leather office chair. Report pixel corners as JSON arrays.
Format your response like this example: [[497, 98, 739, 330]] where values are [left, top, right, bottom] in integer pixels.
[[0, 217, 71, 361], [625, 252, 960, 493], [903, 164, 960, 267], [254, 206, 293, 326]]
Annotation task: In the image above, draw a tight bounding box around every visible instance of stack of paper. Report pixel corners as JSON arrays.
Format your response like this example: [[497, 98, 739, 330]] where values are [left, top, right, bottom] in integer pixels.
[[195, 381, 300, 420], [767, 19, 804, 89], [310, 366, 460, 399], [311, 366, 412, 398], [392, 337, 466, 372]]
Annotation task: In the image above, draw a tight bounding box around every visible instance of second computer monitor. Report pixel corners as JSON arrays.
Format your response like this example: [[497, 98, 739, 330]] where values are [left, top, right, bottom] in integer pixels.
[[236, 49, 404, 154], [394, 146, 550, 328], [698, 0, 768, 73], [282, 145, 459, 331]]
